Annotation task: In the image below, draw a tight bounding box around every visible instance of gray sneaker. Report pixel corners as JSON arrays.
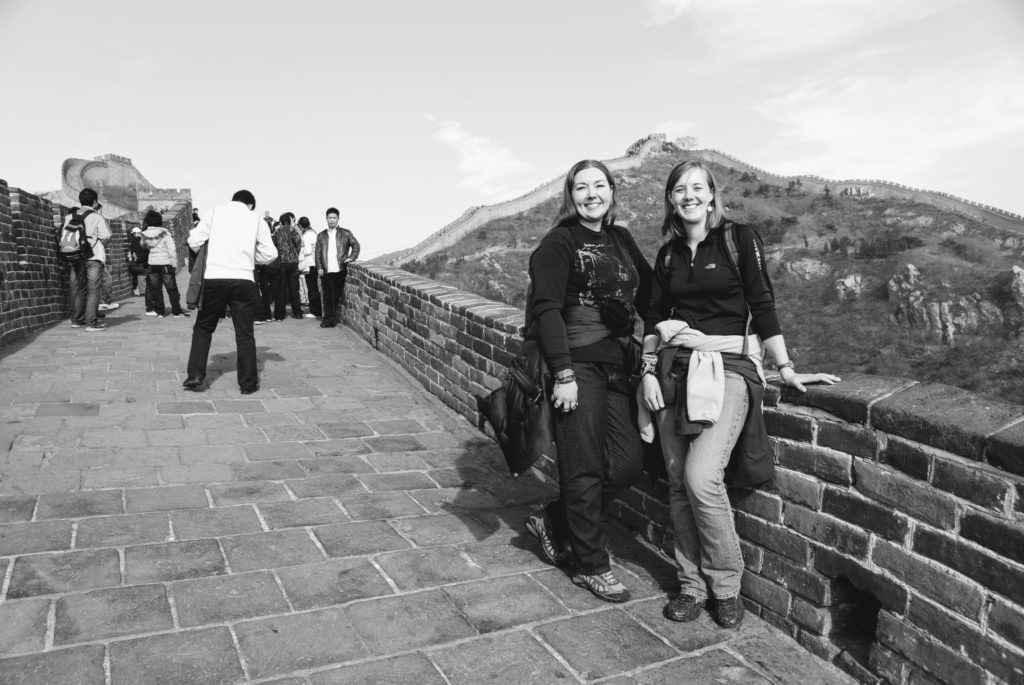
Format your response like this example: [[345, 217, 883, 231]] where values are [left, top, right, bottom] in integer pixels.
[[525, 510, 567, 566], [84, 323, 107, 332], [571, 570, 630, 603]]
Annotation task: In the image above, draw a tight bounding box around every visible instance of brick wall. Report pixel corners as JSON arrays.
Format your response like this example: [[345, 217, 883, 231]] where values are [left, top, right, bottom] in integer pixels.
[[342, 262, 1024, 685], [0, 177, 191, 347]]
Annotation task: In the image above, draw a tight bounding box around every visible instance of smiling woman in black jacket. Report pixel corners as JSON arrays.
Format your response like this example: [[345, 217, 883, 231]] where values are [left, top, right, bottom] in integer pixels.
[[523, 159, 652, 603]]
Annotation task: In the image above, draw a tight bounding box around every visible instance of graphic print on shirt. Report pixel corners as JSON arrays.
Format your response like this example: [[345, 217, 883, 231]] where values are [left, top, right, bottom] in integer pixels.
[[573, 237, 639, 308]]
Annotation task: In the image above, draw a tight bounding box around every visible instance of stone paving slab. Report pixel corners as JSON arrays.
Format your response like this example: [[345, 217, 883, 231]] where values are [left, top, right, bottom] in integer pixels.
[[0, 295, 856, 684]]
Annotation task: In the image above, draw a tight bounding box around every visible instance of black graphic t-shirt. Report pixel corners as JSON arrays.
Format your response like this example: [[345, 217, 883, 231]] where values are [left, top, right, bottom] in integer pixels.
[[528, 222, 652, 371]]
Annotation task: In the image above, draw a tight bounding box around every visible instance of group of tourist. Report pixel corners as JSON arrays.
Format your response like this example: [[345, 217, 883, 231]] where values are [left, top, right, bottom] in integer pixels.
[[522, 159, 839, 627]]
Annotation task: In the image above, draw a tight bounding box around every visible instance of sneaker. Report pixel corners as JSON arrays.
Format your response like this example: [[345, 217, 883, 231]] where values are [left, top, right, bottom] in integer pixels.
[[173, 313, 190, 318], [145, 311, 159, 317], [711, 596, 745, 629], [84, 323, 107, 332], [525, 510, 567, 566], [571, 570, 630, 603], [303, 313, 316, 319], [98, 302, 120, 311], [255, 320, 268, 325], [663, 594, 706, 622], [70, 321, 85, 328]]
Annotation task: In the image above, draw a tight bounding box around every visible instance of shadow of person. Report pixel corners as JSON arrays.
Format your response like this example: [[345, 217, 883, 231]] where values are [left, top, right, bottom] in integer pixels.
[[203, 346, 286, 389]]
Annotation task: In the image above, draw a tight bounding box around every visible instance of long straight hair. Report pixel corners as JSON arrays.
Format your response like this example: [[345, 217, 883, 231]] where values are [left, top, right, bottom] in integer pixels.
[[552, 159, 618, 229], [660, 161, 725, 237]]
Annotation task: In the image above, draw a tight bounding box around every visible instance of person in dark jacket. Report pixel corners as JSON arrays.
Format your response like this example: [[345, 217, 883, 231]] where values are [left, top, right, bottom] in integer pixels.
[[523, 159, 653, 604], [640, 161, 839, 629], [314, 207, 360, 328], [272, 212, 303, 320]]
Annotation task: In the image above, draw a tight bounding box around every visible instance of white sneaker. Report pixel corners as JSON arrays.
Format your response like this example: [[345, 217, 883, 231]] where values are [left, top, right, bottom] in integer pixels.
[[145, 311, 159, 317], [303, 313, 316, 318], [98, 303, 120, 311]]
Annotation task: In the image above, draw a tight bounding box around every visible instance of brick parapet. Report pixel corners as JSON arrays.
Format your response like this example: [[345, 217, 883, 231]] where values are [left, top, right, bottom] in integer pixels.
[[341, 264, 1024, 685]]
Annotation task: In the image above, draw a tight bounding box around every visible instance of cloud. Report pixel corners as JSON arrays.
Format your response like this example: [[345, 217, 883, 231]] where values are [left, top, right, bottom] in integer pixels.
[[751, 55, 1024, 185], [428, 118, 535, 199], [643, 0, 694, 26]]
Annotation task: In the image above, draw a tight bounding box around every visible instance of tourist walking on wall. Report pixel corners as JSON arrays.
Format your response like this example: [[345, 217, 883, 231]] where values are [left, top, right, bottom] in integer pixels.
[[272, 212, 304, 320], [141, 209, 188, 318], [298, 216, 321, 318], [523, 160, 653, 603], [641, 161, 839, 629], [61, 187, 111, 332], [314, 207, 360, 328], [184, 190, 277, 394]]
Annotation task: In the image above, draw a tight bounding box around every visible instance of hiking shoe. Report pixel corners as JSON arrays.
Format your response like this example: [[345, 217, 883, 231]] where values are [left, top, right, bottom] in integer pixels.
[[663, 594, 705, 622], [711, 596, 745, 629], [145, 311, 159, 317], [525, 510, 567, 566], [85, 323, 107, 332], [571, 570, 630, 603]]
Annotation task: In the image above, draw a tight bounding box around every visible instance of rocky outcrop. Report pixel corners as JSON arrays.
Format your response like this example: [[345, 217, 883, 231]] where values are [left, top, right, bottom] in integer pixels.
[[834, 274, 864, 301], [887, 263, 1011, 346], [782, 257, 831, 281]]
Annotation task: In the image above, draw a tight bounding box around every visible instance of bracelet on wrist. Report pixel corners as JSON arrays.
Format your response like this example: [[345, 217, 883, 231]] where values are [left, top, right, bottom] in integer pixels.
[[553, 368, 576, 384], [639, 355, 658, 377], [777, 361, 795, 372], [554, 375, 576, 385]]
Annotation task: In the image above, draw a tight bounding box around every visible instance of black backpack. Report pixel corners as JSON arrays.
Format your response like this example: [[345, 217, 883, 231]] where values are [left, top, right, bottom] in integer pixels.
[[57, 209, 95, 264]]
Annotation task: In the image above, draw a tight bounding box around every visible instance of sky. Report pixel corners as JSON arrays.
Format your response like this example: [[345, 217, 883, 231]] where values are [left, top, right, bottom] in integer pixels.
[[1, 0, 1022, 259]]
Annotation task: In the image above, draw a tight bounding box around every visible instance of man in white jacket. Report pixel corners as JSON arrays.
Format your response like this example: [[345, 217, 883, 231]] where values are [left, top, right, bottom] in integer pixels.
[[183, 190, 277, 394]]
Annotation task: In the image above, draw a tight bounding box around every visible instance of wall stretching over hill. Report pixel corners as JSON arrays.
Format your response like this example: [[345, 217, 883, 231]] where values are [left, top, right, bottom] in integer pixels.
[[391, 137, 1024, 266], [0, 177, 191, 347], [342, 262, 1024, 685]]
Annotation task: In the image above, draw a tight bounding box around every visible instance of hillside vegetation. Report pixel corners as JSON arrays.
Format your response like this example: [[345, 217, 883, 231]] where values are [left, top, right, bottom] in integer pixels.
[[403, 152, 1024, 404]]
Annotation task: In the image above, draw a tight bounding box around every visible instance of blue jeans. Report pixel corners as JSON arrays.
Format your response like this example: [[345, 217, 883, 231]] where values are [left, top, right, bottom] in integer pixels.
[[147, 265, 182, 316], [545, 362, 643, 575], [656, 371, 749, 600], [69, 259, 104, 325]]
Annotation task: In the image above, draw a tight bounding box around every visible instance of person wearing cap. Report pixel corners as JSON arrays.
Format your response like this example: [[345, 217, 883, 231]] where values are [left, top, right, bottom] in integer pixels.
[[184, 190, 277, 394], [63, 187, 111, 332], [314, 207, 360, 328]]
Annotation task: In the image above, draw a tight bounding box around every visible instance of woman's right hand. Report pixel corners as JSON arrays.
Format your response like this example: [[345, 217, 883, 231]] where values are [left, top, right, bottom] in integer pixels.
[[641, 374, 664, 412], [551, 381, 578, 414]]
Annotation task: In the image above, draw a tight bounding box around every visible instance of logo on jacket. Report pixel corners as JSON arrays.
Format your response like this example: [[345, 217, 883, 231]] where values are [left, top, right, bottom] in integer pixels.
[[705, 263, 717, 269]]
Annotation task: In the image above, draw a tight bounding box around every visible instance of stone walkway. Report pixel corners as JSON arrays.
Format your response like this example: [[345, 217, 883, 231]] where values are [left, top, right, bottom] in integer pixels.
[[0, 287, 856, 684]]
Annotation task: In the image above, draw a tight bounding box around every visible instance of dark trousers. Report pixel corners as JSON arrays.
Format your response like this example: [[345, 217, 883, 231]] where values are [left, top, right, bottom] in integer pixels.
[[321, 270, 347, 324], [545, 362, 643, 575], [69, 259, 104, 326], [147, 265, 182, 316], [186, 279, 260, 390], [304, 267, 322, 317], [275, 263, 302, 318], [256, 267, 280, 321]]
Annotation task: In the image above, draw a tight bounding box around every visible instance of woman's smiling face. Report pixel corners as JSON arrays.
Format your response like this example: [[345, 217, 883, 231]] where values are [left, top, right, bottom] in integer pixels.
[[669, 166, 714, 227], [572, 167, 613, 227]]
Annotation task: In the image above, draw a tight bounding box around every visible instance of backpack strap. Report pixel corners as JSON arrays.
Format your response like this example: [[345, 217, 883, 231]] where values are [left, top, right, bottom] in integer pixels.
[[720, 223, 753, 351]]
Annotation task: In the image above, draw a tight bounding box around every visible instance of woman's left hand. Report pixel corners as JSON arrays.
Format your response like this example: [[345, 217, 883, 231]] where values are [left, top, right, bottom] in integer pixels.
[[779, 368, 841, 393]]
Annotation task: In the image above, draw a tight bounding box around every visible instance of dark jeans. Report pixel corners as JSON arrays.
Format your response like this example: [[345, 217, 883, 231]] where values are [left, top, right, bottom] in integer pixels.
[[304, 267, 322, 317], [275, 263, 302, 318], [256, 266, 280, 321], [545, 362, 643, 575], [147, 265, 182, 316], [69, 259, 104, 326], [186, 279, 260, 390], [321, 270, 347, 324]]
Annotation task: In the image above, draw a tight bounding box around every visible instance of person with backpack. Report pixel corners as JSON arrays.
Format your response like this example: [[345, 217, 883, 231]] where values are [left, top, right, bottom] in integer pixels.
[[59, 187, 111, 332], [522, 160, 653, 604], [141, 209, 188, 318], [640, 161, 839, 629]]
